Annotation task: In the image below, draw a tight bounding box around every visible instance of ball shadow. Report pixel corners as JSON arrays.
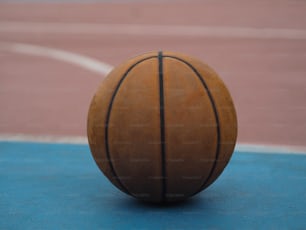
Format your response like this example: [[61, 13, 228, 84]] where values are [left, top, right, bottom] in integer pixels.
[[120, 195, 203, 210]]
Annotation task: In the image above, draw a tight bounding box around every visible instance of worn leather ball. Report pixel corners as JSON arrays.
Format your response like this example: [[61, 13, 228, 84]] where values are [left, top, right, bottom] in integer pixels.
[[87, 51, 237, 203]]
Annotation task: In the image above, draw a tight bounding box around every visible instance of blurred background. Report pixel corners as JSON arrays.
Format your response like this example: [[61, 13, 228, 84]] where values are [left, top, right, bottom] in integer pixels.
[[1, 0, 306, 148]]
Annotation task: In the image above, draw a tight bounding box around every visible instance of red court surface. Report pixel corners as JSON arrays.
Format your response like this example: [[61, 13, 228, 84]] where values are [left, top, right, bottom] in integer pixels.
[[1, 1, 306, 229], [1, 1, 306, 148]]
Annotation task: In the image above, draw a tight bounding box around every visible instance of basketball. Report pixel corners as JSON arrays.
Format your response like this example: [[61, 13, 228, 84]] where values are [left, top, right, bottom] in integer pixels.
[[87, 51, 237, 203]]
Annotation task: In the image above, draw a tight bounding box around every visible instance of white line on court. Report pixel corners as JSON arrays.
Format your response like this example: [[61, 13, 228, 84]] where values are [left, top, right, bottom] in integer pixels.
[[1, 21, 306, 40], [0, 134, 88, 145], [0, 42, 113, 75], [0, 133, 305, 155]]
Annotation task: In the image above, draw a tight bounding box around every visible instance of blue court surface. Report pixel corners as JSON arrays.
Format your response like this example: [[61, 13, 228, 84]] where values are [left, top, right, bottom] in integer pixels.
[[1, 141, 305, 229]]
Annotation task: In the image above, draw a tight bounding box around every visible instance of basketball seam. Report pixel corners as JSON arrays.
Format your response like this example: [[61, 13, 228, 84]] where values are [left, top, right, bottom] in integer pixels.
[[163, 55, 221, 194], [105, 55, 157, 196], [158, 51, 167, 203]]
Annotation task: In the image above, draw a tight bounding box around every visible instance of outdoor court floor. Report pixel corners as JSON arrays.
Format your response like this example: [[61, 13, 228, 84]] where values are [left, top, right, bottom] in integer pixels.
[[1, 141, 305, 229]]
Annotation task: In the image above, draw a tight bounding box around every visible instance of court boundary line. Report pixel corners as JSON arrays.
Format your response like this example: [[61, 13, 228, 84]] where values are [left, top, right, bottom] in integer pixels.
[[0, 133, 305, 154], [0, 42, 113, 75], [1, 21, 306, 40]]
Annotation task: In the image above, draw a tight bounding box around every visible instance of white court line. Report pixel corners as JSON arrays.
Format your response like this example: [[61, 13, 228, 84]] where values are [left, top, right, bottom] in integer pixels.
[[0, 133, 305, 154], [0, 134, 88, 145], [236, 143, 306, 155], [0, 42, 113, 75], [1, 21, 306, 40]]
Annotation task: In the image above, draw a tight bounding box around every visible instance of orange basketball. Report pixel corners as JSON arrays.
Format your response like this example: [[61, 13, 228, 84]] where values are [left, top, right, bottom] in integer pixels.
[[87, 51, 237, 203]]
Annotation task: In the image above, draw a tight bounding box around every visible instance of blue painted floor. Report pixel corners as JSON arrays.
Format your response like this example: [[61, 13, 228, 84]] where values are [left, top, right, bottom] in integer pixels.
[[1, 142, 305, 229]]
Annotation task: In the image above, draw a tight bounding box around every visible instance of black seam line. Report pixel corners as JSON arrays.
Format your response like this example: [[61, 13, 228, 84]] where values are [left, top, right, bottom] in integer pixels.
[[158, 51, 167, 202], [163, 55, 221, 193], [105, 55, 157, 196]]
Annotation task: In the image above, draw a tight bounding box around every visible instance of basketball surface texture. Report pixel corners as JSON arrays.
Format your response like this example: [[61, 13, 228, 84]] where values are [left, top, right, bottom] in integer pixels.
[[87, 51, 237, 203]]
